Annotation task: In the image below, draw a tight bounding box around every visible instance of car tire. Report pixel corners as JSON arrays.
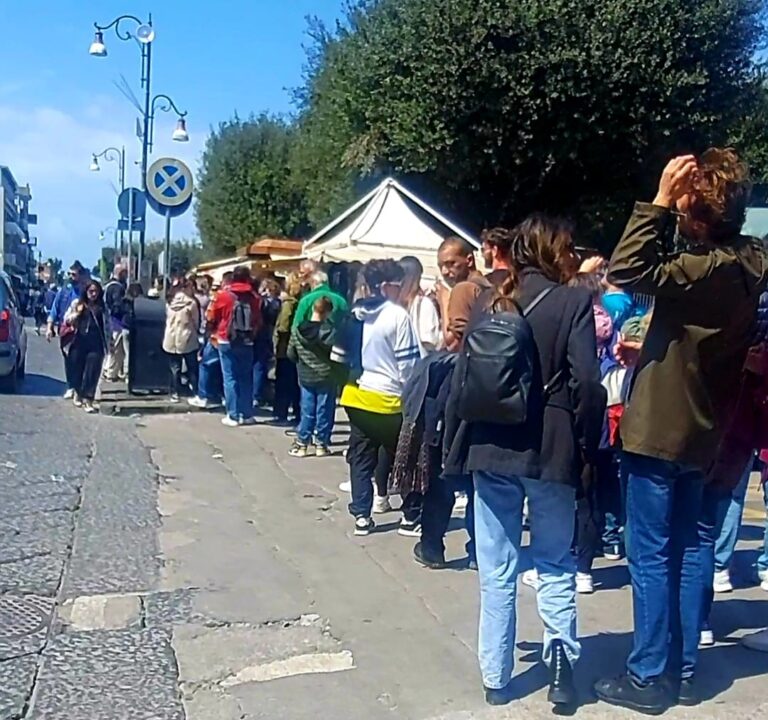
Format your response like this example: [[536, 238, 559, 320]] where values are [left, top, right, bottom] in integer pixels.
[[0, 366, 18, 393]]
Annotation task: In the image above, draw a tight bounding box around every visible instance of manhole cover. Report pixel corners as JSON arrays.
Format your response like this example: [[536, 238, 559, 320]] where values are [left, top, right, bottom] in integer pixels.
[[0, 596, 49, 639]]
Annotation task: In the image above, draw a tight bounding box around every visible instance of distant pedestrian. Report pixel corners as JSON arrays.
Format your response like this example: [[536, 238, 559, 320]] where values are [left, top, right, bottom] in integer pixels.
[[207, 266, 262, 426], [64, 280, 111, 413], [103, 264, 129, 381], [398, 256, 441, 353], [272, 273, 302, 425], [287, 296, 340, 457], [47, 261, 89, 398], [163, 278, 201, 402], [253, 277, 281, 407]]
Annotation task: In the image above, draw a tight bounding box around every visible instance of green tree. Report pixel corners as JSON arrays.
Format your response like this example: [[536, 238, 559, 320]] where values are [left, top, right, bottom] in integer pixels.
[[296, 0, 767, 245], [195, 114, 310, 256], [143, 239, 211, 276]]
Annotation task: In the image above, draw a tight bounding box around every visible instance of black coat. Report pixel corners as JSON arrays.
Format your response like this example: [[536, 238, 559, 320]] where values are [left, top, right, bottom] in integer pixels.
[[446, 267, 606, 486]]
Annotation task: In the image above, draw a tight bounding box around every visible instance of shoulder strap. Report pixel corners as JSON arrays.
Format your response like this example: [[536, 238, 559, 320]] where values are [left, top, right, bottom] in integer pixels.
[[522, 287, 555, 317]]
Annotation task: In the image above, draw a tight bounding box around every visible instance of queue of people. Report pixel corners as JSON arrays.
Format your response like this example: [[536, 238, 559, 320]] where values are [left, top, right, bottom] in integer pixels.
[[46, 146, 768, 714]]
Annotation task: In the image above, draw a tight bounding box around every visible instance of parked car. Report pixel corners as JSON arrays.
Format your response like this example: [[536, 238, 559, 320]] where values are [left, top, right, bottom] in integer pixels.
[[0, 270, 27, 392]]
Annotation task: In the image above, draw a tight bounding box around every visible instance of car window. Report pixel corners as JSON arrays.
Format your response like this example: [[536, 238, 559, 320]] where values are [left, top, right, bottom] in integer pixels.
[[0, 278, 9, 308]]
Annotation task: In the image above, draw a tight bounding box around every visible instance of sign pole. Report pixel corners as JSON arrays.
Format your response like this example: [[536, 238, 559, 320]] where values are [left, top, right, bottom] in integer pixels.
[[127, 190, 134, 283], [162, 206, 172, 297]]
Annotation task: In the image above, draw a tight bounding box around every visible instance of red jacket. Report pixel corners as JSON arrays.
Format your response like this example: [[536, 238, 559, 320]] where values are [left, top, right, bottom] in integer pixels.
[[207, 281, 262, 344]]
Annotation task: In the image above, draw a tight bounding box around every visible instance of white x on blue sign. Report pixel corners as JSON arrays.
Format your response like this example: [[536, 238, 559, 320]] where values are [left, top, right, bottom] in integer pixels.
[[146, 157, 194, 207]]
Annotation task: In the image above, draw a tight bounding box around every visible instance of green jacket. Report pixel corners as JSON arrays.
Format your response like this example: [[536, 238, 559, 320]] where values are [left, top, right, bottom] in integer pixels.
[[608, 202, 768, 472], [292, 284, 349, 329], [273, 295, 298, 359], [287, 320, 340, 388]]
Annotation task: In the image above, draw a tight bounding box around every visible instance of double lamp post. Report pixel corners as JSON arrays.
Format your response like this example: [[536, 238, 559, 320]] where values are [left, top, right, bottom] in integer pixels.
[[88, 13, 189, 280]]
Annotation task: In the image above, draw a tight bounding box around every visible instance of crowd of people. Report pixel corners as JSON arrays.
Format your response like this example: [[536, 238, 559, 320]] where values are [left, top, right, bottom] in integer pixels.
[[42, 147, 768, 713]]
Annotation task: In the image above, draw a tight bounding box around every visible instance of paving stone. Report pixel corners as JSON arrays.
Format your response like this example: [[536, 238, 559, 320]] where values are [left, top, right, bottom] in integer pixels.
[[0, 654, 38, 720]]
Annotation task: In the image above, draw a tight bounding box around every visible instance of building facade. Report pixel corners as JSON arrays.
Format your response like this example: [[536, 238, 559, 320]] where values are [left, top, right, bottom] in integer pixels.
[[0, 165, 38, 304]]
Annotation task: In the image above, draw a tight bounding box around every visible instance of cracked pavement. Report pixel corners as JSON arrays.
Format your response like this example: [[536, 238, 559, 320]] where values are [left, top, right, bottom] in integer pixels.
[[2, 330, 768, 719]]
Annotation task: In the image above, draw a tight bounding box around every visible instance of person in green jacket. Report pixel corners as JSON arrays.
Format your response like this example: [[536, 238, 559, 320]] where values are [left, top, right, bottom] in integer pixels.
[[291, 269, 349, 329], [287, 296, 342, 458], [272, 273, 302, 425]]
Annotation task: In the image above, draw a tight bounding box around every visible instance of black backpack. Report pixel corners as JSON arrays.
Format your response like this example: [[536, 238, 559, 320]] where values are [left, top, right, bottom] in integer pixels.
[[454, 287, 561, 426], [227, 291, 255, 345]]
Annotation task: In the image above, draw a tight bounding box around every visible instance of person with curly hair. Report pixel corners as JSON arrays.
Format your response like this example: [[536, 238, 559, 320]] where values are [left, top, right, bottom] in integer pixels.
[[595, 149, 768, 714]]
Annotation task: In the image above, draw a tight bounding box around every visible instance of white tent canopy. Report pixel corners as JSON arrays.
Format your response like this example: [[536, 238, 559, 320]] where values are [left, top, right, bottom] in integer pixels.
[[303, 178, 478, 281]]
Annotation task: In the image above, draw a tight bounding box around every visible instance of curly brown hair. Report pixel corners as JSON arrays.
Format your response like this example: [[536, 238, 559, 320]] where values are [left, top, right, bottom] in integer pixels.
[[689, 147, 751, 243]]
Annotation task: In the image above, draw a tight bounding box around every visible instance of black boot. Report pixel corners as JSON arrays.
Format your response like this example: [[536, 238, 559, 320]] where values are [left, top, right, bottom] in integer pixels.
[[594, 674, 670, 716], [548, 639, 577, 707], [413, 542, 448, 570], [484, 682, 513, 706]]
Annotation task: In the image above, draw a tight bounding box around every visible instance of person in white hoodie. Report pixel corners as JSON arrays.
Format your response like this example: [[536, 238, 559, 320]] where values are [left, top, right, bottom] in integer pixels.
[[334, 259, 423, 536], [163, 278, 201, 402]]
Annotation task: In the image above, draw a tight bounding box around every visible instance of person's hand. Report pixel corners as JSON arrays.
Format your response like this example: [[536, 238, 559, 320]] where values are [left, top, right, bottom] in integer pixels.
[[578, 256, 606, 275], [653, 155, 698, 209], [434, 280, 450, 307], [45, 325, 54, 342], [614, 335, 643, 368]]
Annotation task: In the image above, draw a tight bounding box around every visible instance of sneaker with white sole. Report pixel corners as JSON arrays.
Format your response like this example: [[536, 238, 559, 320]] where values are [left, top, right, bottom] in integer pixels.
[[188, 396, 217, 409], [742, 628, 768, 653], [373, 495, 393, 514], [288, 442, 308, 458], [398, 520, 422, 538], [73, 394, 83, 408], [454, 491, 469, 511], [338, 480, 352, 493], [64, 388, 75, 400], [83, 401, 97, 414], [713, 569, 733, 593], [221, 416, 239, 428], [576, 572, 594, 594], [521, 568, 540, 590], [239, 417, 256, 426], [354, 517, 375, 536], [315, 444, 331, 457], [169, 393, 180, 404], [758, 568, 768, 591], [699, 629, 715, 647]]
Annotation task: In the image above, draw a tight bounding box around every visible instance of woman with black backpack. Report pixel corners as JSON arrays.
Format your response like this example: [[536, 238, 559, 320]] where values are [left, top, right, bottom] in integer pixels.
[[447, 215, 605, 709]]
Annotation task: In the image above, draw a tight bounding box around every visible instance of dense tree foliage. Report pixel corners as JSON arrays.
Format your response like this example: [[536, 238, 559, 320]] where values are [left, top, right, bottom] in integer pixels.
[[195, 115, 310, 255], [197, 0, 768, 251]]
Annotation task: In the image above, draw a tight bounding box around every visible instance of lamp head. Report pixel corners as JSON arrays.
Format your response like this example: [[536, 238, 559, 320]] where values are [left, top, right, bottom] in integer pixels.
[[172, 117, 189, 143], [89, 156, 100, 172], [136, 24, 155, 44], [89, 30, 107, 57]]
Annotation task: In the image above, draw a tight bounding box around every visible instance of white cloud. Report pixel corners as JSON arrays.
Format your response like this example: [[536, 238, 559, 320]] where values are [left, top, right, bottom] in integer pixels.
[[0, 99, 205, 268]]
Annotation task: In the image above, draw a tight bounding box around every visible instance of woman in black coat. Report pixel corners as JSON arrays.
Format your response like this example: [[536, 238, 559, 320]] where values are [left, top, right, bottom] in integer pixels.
[[451, 214, 605, 709]]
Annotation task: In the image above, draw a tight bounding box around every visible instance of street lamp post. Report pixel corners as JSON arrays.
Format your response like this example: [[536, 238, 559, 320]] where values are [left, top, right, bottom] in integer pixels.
[[90, 146, 126, 253], [89, 14, 189, 283]]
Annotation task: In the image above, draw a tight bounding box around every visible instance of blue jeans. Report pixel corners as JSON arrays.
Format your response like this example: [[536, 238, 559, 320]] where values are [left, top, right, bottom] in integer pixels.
[[474, 471, 579, 690], [197, 342, 222, 403], [219, 342, 254, 421], [596, 449, 623, 548], [297, 384, 336, 446], [623, 452, 704, 683], [714, 463, 752, 571], [759, 479, 768, 573], [452, 474, 476, 563], [253, 358, 269, 404]]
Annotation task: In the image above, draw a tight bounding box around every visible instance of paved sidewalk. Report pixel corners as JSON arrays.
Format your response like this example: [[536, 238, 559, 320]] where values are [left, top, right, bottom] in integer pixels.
[[140, 409, 768, 720]]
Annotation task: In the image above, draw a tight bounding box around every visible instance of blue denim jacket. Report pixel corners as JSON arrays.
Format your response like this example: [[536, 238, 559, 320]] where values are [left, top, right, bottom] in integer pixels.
[[47, 284, 79, 326]]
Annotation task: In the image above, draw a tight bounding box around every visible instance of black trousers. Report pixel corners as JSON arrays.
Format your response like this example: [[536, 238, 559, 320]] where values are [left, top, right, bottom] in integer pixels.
[[420, 447, 456, 557], [575, 484, 601, 574], [274, 357, 301, 421], [347, 408, 402, 518], [169, 352, 199, 396], [69, 339, 104, 401], [61, 345, 77, 390]]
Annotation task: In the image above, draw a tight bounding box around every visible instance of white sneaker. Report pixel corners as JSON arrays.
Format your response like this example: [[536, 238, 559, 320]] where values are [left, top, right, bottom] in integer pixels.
[[576, 572, 594, 594], [221, 416, 239, 428], [239, 417, 256, 426], [188, 396, 206, 408], [373, 495, 393, 514], [699, 629, 715, 647], [63, 388, 75, 400], [169, 393, 180, 404], [742, 628, 768, 653], [758, 568, 768, 591], [73, 394, 83, 408], [454, 491, 469, 511], [713, 569, 733, 593], [338, 480, 352, 493], [83, 401, 97, 414], [354, 517, 375, 536], [521, 568, 540, 591]]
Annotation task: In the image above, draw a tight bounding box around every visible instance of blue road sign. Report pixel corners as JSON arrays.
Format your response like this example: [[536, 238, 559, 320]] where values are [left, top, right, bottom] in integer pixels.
[[117, 187, 146, 221], [146, 157, 194, 209]]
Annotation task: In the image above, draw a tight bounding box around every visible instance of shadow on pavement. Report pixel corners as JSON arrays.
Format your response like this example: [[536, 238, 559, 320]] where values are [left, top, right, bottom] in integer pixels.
[[17, 374, 67, 398]]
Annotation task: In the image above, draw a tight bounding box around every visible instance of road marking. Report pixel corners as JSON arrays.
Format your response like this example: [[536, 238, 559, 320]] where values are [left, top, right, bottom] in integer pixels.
[[219, 651, 355, 686]]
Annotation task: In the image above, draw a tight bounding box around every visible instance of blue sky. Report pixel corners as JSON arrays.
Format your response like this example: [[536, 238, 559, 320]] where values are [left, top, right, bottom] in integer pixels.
[[0, 0, 343, 267]]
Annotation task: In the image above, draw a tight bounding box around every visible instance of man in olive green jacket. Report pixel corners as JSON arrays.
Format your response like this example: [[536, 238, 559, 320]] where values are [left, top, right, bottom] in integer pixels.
[[595, 149, 768, 714]]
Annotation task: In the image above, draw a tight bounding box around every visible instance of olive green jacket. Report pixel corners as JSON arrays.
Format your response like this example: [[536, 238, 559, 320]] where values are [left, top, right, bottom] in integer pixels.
[[608, 202, 768, 472]]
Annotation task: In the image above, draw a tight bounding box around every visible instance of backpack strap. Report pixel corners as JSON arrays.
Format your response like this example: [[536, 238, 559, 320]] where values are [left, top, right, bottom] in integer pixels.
[[522, 286, 555, 317], [521, 286, 565, 398]]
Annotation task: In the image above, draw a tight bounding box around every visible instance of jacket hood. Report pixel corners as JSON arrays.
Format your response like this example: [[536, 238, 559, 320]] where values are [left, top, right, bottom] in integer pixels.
[[169, 292, 196, 313], [352, 296, 388, 322], [229, 281, 254, 294]]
